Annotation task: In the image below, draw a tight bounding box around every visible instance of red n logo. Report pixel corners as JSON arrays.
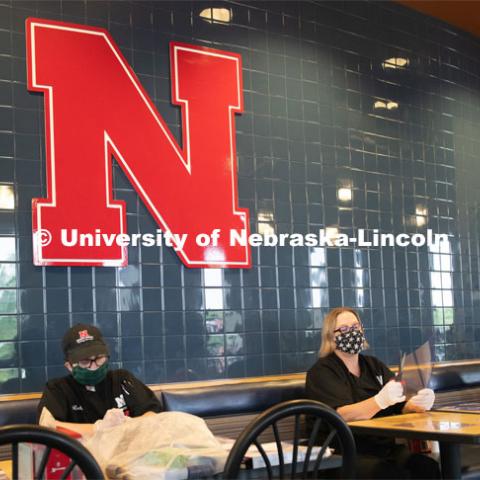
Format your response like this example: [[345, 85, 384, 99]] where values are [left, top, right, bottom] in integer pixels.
[[26, 18, 251, 268]]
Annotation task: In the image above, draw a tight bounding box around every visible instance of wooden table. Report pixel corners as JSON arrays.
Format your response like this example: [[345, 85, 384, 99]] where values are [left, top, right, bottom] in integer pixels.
[[0, 460, 11, 479], [349, 411, 480, 479]]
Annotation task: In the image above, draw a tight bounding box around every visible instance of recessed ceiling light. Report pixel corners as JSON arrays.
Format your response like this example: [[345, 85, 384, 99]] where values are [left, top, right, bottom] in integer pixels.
[[374, 100, 399, 110], [199, 8, 232, 23], [338, 188, 352, 202], [0, 185, 14, 210], [415, 206, 427, 227], [258, 211, 274, 223], [258, 223, 275, 235], [382, 57, 410, 69], [325, 227, 339, 241], [416, 215, 426, 227], [416, 206, 428, 216]]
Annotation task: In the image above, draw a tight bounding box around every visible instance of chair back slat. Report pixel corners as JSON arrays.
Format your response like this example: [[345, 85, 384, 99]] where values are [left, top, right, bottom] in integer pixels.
[[35, 445, 52, 479], [290, 414, 301, 479], [313, 428, 337, 477], [271, 422, 284, 479], [60, 460, 77, 480], [253, 439, 273, 478], [222, 399, 356, 480], [302, 417, 322, 478], [0, 425, 104, 480]]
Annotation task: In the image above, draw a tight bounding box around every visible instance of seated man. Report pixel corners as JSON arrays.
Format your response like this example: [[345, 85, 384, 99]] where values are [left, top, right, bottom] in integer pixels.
[[38, 323, 163, 436]]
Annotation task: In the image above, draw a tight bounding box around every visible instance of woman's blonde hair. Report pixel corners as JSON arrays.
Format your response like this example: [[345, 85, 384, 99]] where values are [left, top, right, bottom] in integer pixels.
[[319, 307, 368, 357]]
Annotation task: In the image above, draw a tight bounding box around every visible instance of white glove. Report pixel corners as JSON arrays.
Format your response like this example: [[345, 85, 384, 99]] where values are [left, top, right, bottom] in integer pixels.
[[407, 388, 435, 411], [374, 380, 406, 409], [94, 408, 128, 432]]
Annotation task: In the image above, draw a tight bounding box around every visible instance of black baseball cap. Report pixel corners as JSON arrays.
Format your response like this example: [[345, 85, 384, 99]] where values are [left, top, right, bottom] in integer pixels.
[[62, 323, 109, 363]]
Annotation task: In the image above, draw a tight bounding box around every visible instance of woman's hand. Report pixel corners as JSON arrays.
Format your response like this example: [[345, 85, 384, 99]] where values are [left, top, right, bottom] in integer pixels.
[[403, 388, 435, 413], [337, 379, 406, 421], [374, 380, 406, 409]]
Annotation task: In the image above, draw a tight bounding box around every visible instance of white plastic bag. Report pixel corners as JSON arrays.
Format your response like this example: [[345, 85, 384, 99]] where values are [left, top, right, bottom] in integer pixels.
[[82, 412, 229, 480]]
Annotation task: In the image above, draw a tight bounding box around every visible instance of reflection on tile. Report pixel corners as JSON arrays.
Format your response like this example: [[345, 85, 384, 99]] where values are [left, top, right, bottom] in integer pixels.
[[0, 263, 15, 288], [0, 342, 17, 367], [204, 269, 223, 287], [0, 289, 16, 314], [226, 333, 244, 355], [0, 368, 19, 393], [205, 288, 224, 310], [224, 311, 242, 333], [0, 237, 15, 261], [0, 316, 17, 340], [118, 288, 141, 311], [206, 357, 225, 378], [118, 265, 140, 287], [21, 367, 46, 392], [206, 335, 225, 356]]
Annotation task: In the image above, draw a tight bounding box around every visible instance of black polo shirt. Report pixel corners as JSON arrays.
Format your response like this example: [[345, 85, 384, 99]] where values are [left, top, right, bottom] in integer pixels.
[[37, 369, 163, 424], [306, 353, 405, 455]]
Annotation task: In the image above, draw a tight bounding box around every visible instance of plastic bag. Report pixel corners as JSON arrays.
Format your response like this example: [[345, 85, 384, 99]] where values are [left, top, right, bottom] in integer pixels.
[[82, 412, 229, 480]]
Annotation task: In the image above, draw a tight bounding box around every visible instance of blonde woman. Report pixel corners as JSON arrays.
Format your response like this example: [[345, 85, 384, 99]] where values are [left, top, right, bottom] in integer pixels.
[[306, 307, 439, 479]]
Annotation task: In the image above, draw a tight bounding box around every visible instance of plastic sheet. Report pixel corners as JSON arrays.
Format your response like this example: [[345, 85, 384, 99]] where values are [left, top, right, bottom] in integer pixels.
[[82, 412, 229, 480]]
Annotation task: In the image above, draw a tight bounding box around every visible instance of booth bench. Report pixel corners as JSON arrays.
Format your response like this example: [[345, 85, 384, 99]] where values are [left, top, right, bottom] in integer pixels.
[[1, 361, 480, 474]]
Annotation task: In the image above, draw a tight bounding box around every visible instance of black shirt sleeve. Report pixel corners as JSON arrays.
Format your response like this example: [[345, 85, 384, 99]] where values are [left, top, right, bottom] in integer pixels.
[[120, 370, 163, 417], [37, 380, 69, 422], [306, 361, 353, 410]]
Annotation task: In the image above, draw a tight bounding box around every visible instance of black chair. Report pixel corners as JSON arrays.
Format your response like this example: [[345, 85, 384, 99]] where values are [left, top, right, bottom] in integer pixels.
[[0, 424, 104, 479], [223, 399, 356, 479]]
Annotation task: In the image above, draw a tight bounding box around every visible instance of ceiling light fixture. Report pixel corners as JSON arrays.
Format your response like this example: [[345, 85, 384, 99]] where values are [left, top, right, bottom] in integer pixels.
[[374, 100, 399, 110], [382, 57, 410, 69], [338, 187, 352, 202], [199, 8, 232, 23], [0, 185, 14, 210]]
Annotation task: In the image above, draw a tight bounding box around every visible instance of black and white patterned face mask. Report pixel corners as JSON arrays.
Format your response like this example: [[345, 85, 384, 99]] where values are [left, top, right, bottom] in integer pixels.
[[335, 328, 365, 355]]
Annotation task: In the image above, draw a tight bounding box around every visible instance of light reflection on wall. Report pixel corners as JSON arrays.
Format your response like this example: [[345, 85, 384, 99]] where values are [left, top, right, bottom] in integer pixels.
[[0, 237, 17, 316], [204, 269, 226, 374], [258, 210, 275, 236], [0, 237, 15, 261], [0, 185, 14, 210], [204, 268, 224, 310], [310, 247, 327, 308], [354, 249, 365, 307], [429, 239, 454, 362], [0, 235, 18, 389], [199, 7, 232, 24]]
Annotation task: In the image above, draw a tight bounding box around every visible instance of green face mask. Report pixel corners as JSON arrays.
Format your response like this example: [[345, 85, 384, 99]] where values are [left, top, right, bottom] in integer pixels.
[[72, 362, 108, 386]]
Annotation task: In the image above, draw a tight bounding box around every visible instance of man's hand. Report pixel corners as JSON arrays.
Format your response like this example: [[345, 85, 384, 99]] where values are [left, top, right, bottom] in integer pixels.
[[404, 388, 435, 413], [94, 408, 128, 432]]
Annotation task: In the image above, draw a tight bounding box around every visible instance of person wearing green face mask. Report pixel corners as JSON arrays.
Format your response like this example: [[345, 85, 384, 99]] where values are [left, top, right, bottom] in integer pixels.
[[37, 323, 163, 437]]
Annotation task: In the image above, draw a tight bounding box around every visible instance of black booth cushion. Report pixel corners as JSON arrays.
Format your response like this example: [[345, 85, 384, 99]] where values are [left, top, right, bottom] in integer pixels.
[[0, 380, 305, 427], [429, 364, 480, 392], [161, 379, 305, 417], [0, 398, 39, 426]]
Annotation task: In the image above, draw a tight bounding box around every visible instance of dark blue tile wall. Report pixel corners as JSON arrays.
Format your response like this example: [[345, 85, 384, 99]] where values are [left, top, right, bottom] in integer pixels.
[[0, 0, 479, 392]]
